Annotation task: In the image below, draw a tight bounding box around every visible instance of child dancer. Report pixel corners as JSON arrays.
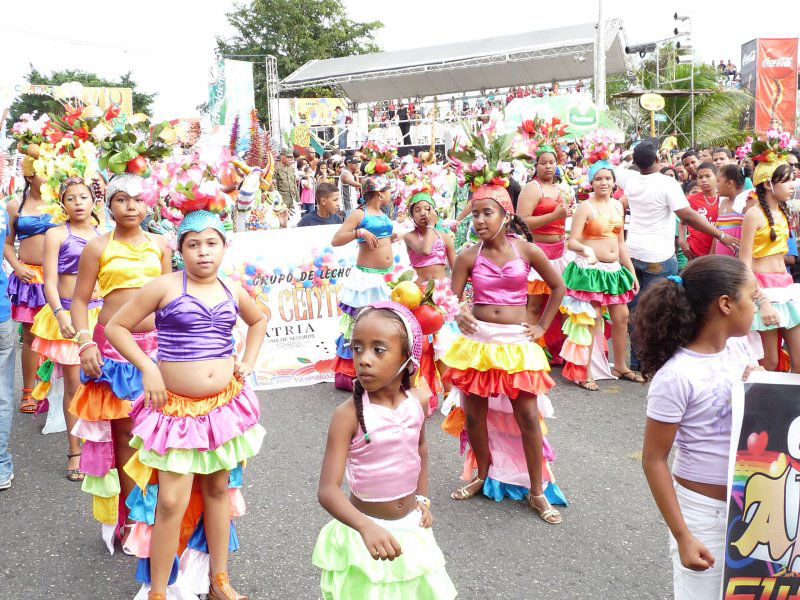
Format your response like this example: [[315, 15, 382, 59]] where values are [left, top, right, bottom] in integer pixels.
[[403, 191, 455, 286], [313, 301, 457, 599], [559, 162, 641, 390], [31, 178, 101, 480], [441, 133, 568, 519], [106, 210, 267, 600], [4, 159, 57, 412], [69, 173, 171, 552], [331, 176, 397, 391], [739, 147, 800, 371], [636, 255, 759, 600]]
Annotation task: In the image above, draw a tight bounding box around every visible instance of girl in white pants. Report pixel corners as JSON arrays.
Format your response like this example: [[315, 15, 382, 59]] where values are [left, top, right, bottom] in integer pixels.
[[633, 255, 761, 599]]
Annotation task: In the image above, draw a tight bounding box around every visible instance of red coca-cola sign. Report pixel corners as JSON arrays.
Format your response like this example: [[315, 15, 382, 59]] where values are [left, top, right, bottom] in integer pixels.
[[754, 38, 798, 134]]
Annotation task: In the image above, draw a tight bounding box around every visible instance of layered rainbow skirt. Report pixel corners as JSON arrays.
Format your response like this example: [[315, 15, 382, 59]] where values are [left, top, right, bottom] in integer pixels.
[[559, 256, 635, 383], [8, 262, 47, 323], [31, 299, 102, 366], [441, 321, 567, 504], [313, 509, 457, 599], [124, 376, 265, 598], [333, 266, 391, 389], [527, 241, 571, 296]]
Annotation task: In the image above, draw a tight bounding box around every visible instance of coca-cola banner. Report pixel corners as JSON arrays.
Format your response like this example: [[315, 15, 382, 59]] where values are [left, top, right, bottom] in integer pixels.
[[755, 38, 798, 134], [740, 40, 758, 129]]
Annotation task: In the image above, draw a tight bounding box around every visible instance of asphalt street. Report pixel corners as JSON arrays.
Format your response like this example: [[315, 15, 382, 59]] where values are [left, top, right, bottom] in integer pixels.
[[1, 365, 673, 599]]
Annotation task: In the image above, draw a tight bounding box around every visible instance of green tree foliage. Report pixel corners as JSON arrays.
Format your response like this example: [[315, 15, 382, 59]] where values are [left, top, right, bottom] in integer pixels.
[[216, 0, 383, 117], [607, 47, 752, 148], [8, 66, 157, 124]]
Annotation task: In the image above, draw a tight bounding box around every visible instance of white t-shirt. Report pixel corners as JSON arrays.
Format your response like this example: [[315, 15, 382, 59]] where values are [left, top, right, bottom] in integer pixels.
[[615, 167, 689, 263], [732, 190, 751, 214]]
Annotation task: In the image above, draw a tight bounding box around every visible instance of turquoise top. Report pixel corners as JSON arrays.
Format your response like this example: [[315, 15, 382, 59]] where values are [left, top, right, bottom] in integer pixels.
[[357, 211, 393, 242]]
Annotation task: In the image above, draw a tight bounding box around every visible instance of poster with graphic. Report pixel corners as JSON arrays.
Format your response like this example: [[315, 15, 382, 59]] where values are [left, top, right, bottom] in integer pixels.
[[221, 225, 410, 390], [754, 38, 798, 135], [724, 371, 800, 598], [207, 59, 255, 150]]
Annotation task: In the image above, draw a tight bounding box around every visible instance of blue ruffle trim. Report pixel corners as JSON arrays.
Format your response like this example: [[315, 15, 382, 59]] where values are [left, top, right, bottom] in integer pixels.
[[126, 484, 158, 525], [482, 477, 568, 506], [80, 358, 145, 400], [229, 465, 243, 488], [187, 520, 240, 554], [338, 287, 389, 310], [136, 556, 179, 585], [335, 334, 353, 360]]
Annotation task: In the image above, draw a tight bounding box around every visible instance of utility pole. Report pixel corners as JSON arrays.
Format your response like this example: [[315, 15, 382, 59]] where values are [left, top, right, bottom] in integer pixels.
[[595, 0, 606, 109]]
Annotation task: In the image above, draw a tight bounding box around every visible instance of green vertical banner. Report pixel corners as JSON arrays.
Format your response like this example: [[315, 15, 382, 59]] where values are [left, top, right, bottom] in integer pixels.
[[208, 58, 227, 127]]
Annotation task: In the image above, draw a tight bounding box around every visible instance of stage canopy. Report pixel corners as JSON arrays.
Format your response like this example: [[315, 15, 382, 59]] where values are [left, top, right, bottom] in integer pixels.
[[280, 20, 631, 104]]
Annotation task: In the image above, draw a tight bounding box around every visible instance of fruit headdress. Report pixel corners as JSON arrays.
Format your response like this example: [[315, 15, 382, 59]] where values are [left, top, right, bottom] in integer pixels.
[[745, 129, 797, 186], [394, 157, 451, 221], [517, 115, 569, 161], [581, 129, 621, 181], [360, 141, 396, 175]]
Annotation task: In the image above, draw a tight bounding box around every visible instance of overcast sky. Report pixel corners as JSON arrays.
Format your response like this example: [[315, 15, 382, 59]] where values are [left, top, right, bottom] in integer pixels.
[[1, 0, 799, 121]]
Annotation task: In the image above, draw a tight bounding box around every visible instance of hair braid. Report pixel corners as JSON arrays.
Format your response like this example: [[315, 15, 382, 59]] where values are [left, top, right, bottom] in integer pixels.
[[15, 180, 30, 229], [352, 378, 370, 443], [509, 214, 533, 242], [755, 183, 777, 241]]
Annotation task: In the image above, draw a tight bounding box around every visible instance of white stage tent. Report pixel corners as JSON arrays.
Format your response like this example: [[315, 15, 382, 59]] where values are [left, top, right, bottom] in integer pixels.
[[279, 20, 632, 103]]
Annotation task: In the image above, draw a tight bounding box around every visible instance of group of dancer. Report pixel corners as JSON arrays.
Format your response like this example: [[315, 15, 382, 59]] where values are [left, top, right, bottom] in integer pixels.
[[5, 98, 800, 599]]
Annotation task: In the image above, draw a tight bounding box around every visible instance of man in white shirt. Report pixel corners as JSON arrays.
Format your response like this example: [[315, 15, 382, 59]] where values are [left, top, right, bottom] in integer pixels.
[[334, 106, 348, 149], [616, 142, 738, 371]]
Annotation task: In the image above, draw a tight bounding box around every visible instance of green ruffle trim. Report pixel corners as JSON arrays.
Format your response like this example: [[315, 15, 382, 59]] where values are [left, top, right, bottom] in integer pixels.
[[561, 318, 593, 346], [752, 302, 800, 331], [130, 425, 265, 475], [81, 468, 121, 498], [313, 519, 456, 600], [563, 261, 634, 295], [37, 360, 54, 383], [340, 313, 355, 339]]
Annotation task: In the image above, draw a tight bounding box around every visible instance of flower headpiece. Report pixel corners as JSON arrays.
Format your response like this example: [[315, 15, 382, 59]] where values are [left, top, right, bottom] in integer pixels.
[[395, 158, 452, 220], [749, 129, 797, 186], [360, 141, 397, 175], [581, 129, 621, 181], [517, 116, 569, 159]]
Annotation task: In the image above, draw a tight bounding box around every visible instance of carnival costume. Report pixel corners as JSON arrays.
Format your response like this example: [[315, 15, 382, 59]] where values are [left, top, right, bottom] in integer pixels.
[[333, 179, 395, 390], [313, 301, 456, 599], [526, 180, 570, 296], [440, 183, 566, 505], [8, 212, 57, 323]]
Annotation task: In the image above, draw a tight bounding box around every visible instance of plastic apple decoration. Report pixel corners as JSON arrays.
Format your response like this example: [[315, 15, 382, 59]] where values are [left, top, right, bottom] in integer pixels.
[[412, 304, 444, 335], [126, 155, 148, 175]]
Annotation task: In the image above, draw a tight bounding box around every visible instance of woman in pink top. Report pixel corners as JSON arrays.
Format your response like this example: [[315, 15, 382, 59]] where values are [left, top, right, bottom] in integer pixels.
[[635, 255, 759, 600], [314, 302, 456, 599]]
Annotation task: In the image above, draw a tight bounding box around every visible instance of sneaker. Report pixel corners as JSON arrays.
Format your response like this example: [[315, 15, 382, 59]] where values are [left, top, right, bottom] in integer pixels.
[[0, 473, 13, 491]]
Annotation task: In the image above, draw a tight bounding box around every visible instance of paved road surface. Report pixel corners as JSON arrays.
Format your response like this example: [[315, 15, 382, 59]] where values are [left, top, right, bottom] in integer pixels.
[[1, 366, 672, 599]]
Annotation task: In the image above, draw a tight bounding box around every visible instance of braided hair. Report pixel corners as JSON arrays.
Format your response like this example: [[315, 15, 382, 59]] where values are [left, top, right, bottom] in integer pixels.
[[351, 308, 413, 444], [509, 214, 533, 242], [14, 179, 31, 229], [755, 163, 791, 241]]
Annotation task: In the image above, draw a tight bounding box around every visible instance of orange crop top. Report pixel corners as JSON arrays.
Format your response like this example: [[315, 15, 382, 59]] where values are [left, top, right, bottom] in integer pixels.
[[97, 234, 163, 297], [752, 210, 789, 259], [582, 201, 623, 240], [530, 180, 566, 236]]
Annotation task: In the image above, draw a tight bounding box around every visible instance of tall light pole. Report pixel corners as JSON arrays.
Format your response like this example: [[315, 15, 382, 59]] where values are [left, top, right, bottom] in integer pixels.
[[595, 0, 606, 109]]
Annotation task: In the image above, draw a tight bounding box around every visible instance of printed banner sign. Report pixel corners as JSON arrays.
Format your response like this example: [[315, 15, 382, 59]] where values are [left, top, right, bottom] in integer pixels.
[[755, 38, 798, 135], [503, 93, 623, 139], [207, 59, 255, 147], [724, 371, 800, 598], [221, 225, 410, 390]]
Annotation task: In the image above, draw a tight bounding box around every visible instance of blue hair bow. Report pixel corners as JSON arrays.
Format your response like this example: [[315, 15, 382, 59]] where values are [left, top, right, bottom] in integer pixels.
[[667, 275, 683, 285]]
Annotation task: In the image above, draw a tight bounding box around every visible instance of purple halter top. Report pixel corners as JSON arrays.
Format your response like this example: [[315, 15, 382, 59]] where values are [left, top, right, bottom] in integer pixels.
[[58, 223, 96, 275], [155, 271, 238, 362]]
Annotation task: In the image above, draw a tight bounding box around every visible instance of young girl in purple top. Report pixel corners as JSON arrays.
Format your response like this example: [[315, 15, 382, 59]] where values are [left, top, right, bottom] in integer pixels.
[[106, 211, 268, 600], [634, 255, 759, 599]]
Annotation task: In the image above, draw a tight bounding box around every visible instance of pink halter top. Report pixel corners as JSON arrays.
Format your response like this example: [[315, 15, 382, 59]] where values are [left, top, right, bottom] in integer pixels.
[[471, 239, 530, 306], [407, 230, 447, 268], [346, 390, 424, 502]]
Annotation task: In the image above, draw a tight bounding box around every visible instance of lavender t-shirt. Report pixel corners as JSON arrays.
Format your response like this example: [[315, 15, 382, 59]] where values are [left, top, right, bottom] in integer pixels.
[[646, 336, 756, 486]]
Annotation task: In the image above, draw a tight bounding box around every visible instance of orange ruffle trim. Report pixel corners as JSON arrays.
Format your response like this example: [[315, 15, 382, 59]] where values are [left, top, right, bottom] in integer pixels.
[[562, 362, 588, 383], [332, 356, 355, 378], [158, 377, 243, 418], [441, 405, 466, 438], [442, 367, 554, 400], [69, 383, 132, 421], [527, 280, 550, 296]]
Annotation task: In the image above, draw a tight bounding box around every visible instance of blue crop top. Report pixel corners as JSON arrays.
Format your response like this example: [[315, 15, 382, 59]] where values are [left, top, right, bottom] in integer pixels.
[[155, 271, 238, 362], [357, 211, 393, 242], [17, 214, 56, 240]]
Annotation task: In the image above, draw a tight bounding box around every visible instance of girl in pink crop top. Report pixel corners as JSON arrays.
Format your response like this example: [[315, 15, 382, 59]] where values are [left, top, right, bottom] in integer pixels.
[[441, 183, 568, 523], [315, 302, 456, 597], [403, 192, 455, 286], [637, 255, 759, 598]]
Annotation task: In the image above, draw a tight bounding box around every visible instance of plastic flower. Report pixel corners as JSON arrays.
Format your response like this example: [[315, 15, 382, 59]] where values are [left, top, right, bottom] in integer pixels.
[[496, 161, 512, 175], [766, 128, 779, 140], [470, 156, 487, 173]]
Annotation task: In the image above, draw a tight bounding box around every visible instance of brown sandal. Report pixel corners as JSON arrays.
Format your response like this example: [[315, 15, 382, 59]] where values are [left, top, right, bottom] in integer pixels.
[[612, 367, 646, 384], [450, 476, 485, 500], [527, 493, 562, 524], [19, 389, 36, 414], [577, 378, 599, 391], [66, 453, 84, 482], [208, 572, 248, 600]]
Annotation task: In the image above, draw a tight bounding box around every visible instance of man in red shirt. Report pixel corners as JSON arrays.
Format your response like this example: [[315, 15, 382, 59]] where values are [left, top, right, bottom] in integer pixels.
[[682, 162, 719, 258]]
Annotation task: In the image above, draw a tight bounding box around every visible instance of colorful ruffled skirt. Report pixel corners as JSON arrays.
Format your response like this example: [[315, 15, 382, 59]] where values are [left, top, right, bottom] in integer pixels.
[[313, 509, 457, 599], [8, 262, 47, 323], [333, 265, 392, 389], [527, 240, 571, 296], [69, 323, 158, 553], [441, 321, 566, 504], [559, 257, 635, 383], [752, 272, 800, 331], [31, 298, 102, 365], [124, 376, 265, 598]]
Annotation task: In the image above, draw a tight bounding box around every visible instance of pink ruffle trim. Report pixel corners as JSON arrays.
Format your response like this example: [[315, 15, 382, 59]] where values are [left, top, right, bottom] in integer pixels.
[[755, 271, 793, 289], [130, 386, 261, 455], [567, 288, 636, 306], [11, 304, 40, 323]]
